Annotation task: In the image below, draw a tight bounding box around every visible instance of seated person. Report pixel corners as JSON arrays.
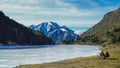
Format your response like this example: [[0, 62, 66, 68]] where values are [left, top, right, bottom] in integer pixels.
[[99, 51, 106, 59], [104, 51, 110, 59]]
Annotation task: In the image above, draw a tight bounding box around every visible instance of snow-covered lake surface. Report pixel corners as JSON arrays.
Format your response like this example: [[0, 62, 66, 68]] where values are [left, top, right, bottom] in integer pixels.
[[0, 45, 100, 68]]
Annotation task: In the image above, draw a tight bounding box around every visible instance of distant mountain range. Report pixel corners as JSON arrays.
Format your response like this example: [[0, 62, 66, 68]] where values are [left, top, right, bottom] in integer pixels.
[[0, 11, 54, 45], [30, 22, 79, 43], [2, 7, 120, 45], [81, 7, 120, 44]]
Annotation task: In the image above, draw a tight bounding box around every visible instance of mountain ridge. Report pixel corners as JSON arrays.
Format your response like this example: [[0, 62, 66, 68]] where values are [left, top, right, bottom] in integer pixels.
[[0, 11, 54, 45], [81, 7, 120, 44]]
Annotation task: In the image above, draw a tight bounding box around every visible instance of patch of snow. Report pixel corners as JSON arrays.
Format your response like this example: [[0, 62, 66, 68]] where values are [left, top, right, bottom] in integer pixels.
[[48, 22, 52, 25], [60, 28, 66, 32], [47, 24, 51, 32], [74, 30, 82, 35]]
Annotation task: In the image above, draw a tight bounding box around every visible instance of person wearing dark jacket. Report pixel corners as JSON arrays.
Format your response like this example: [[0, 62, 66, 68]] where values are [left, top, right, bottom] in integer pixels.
[[104, 51, 110, 59]]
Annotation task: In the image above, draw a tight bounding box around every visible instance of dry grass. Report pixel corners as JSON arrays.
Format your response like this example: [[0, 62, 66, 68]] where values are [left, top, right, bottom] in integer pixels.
[[15, 45, 120, 68]]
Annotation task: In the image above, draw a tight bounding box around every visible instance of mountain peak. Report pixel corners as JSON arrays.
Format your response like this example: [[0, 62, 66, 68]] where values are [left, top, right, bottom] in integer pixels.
[[61, 25, 67, 28], [30, 22, 79, 43], [49, 21, 60, 28], [0, 11, 5, 16]]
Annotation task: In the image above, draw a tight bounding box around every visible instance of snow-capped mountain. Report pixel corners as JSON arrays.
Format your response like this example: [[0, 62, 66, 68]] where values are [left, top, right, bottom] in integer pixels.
[[30, 22, 79, 43]]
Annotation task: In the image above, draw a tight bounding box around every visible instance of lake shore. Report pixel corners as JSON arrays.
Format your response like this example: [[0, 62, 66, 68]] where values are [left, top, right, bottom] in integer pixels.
[[15, 44, 120, 68], [0, 45, 51, 49]]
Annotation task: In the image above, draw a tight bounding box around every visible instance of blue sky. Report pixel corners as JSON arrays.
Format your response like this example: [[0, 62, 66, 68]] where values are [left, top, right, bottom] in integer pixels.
[[0, 0, 120, 31]]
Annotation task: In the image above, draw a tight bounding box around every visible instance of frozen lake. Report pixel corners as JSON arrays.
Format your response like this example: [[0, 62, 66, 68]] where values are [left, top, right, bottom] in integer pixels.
[[0, 45, 100, 68]]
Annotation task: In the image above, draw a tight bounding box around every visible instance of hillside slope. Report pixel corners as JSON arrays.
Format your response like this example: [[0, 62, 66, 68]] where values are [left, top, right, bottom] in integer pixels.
[[0, 11, 54, 45], [81, 7, 120, 44]]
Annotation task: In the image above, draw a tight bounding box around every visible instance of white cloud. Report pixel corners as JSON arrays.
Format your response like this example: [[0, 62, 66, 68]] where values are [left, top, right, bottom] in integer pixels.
[[0, 0, 119, 30], [0, 0, 107, 17]]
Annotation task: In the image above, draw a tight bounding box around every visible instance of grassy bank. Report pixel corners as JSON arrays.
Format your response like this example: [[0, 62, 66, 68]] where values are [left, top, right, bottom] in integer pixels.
[[15, 44, 120, 68]]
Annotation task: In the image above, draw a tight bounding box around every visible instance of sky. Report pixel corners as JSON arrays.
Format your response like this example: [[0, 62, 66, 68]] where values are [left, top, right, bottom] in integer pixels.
[[0, 0, 120, 31]]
